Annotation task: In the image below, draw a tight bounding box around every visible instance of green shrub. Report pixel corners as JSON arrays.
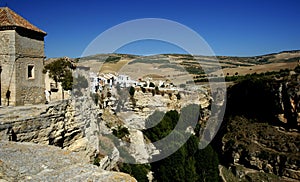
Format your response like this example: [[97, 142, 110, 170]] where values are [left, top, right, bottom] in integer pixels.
[[119, 163, 150, 182], [93, 157, 100, 166], [149, 82, 155, 87], [128, 86, 135, 97], [176, 93, 181, 100], [141, 87, 146, 93], [105, 56, 121, 63], [112, 126, 129, 139]]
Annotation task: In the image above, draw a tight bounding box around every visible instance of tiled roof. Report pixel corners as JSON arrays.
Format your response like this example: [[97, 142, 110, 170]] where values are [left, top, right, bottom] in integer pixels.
[[0, 7, 46, 35]]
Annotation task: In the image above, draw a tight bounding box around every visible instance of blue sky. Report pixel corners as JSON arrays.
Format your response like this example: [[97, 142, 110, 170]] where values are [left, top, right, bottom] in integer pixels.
[[3, 0, 300, 58]]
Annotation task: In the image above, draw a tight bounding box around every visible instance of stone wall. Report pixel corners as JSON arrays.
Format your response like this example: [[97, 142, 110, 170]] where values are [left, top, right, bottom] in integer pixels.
[[0, 30, 17, 106], [15, 30, 45, 105], [15, 30, 45, 56], [0, 29, 45, 106]]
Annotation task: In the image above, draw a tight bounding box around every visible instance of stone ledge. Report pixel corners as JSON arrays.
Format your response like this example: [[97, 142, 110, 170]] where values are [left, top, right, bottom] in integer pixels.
[[0, 141, 136, 181]]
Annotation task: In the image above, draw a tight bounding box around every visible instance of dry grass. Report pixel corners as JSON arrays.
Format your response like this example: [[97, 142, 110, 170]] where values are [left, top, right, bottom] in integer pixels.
[[99, 59, 132, 74], [212, 62, 298, 76], [77, 53, 299, 81]]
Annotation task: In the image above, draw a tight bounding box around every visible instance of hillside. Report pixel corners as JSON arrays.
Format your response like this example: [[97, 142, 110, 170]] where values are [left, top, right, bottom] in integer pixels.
[[74, 50, 300, 79]]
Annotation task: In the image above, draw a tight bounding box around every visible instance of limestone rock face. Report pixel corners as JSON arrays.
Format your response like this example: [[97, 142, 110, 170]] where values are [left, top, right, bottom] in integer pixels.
[[218, 74, 300, 181], [0, 141, 136, 181], [220, 116, 300, 181], [116, 87, 211, 130], [0, 100, 96, 162], [0, 80, 213, 172], [127, 129, 151, 163], [0, 101, 72, 145]]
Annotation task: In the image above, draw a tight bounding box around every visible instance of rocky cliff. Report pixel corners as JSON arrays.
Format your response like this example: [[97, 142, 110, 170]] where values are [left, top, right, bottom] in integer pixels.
[[1, 62, 298, 181], [0, 141, 136, 181], [0, 97, 138, 181], [215, 70, 300, 181], [0, 81, 212, 180], [0, 100, 96, 161]]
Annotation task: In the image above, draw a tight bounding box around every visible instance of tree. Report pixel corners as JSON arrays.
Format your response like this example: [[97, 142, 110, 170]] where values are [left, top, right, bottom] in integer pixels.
[[43, 58, 75, 99], [194, 145, 219, 182], [143, 108, 220, 182], [176, 93, 181, 100], [141, 87, 146, 93], [61, 70, 73, 91], [129, 86, 135, 97], [149, 82, 155, 87], [119, 163, 150, 182]]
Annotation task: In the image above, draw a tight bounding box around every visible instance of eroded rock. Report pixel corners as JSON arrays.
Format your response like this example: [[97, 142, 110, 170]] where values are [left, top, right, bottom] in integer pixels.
[[0, 141, 136, 181]]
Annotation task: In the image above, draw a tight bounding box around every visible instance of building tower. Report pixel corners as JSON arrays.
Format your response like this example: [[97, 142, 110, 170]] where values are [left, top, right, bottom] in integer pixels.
[[0, 7, 47, 106]]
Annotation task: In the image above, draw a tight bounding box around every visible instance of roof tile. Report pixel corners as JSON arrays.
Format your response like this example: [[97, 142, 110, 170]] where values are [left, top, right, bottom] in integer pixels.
[[0, 7, 46, 35]]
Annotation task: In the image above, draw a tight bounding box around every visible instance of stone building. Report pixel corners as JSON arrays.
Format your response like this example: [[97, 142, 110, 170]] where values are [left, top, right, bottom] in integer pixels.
[[0, 7, 47, 106], [44, 57, 74, 101]]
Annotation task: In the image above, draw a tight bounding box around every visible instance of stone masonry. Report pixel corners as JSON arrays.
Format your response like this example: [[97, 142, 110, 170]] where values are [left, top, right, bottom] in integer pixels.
[[0, 7, 47, 106]]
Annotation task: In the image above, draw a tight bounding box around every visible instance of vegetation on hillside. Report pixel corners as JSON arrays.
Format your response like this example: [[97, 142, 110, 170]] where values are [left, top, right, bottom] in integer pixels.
[[106, 63, 300, 181], [189, 68, 292, 83], [128, 59, 170, 65], [147, 108, 219, 182], [119, 163, 151, 182], [105, 55, 121, 63], [118, 106, 220, 182]]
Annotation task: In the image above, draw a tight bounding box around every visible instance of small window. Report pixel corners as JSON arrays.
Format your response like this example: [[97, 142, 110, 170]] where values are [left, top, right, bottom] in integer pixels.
[[28, 65, 34, 79]]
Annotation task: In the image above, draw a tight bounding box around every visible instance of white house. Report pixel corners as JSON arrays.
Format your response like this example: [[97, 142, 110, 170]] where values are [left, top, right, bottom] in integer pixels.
[[116, 74, 136, 88], [90, 72, 99, 93]]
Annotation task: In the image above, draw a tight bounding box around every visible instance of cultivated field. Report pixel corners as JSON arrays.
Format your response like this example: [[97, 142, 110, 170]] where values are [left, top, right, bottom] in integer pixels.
[[75, 50, 300, 83]]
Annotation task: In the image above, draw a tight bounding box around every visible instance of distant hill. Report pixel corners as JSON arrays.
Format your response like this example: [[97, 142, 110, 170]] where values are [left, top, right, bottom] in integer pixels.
[[217, 50, 300, 64], [75, 50, 300, 64], [44, 50, 299, 79]]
